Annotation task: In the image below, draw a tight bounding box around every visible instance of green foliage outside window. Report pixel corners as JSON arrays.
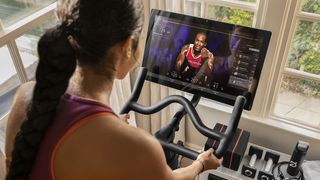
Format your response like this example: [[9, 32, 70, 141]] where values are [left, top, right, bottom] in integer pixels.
[[207, 5, 253, 27], [285, 0, 320, 96], [301, 0, 320, 14], [300, 49, 320, 75], [288, 21, 320, 74], [206, 0, 319, 96], [281, 76, 320, 96]]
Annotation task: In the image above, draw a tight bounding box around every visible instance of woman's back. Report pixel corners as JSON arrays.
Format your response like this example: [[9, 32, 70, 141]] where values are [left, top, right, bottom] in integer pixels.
[[53, 108, 171, 180], [29, 93, 115, 179], [7, 84, 173, 180]]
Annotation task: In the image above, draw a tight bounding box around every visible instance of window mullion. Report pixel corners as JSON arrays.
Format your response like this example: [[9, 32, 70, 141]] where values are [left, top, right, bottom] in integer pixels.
[[254, 0, 269, 28], [283, 68, 320, 83], [7, 40, 28, 83], [0, 20, 28, 83], [249, 0, 296, 117], [201, 1, 206, 18], [0, 2, 56, 47], [297, 11, 320, 22], [267, 0, 303, 117], [149, 0, 160, 10], [165, 0, 184, 12], [158, 0, 166, 10]]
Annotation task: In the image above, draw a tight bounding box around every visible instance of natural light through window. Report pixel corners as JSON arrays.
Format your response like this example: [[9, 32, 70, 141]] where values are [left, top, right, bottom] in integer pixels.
[[274, 0, 320, 129], [185, 1, 201, 17], [16, 15, 57, 80], [206, 5, 254, 27], [0, 1, 57, 118], [0, 0, 55, 27], [0, 45, 20, 117]]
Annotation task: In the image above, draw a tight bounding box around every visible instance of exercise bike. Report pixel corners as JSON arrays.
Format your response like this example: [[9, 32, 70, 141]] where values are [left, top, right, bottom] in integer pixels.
[[120, 67, 246, 169]]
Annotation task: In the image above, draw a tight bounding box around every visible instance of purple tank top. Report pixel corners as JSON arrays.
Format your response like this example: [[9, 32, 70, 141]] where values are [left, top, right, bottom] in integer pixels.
[[29, 93, 116, 180]]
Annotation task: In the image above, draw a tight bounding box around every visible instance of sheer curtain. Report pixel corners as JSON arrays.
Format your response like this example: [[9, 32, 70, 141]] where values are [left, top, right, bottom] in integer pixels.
[[131, 0, 187, 142], [0, 148, 5, 179], [110, 76, 137, 126]]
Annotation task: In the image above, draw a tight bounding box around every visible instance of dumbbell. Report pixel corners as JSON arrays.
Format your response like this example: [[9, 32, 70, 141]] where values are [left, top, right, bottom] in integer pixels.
[[258, 152, 280, 180], [241, 146, 263, 178]]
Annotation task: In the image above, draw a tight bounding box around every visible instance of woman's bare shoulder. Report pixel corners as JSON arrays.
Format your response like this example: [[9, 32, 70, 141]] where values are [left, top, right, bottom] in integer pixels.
[[54, 115, 171, 180], [14, 81, 35, 104], [7, 81, 36, 123], [5, 81, 36, 159]]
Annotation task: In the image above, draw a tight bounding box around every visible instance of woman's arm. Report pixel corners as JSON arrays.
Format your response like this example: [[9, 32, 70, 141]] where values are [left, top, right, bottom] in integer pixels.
[[173, 148, 222, 180], [112, 125, 222, 180], [53, 115, 222, 180], [5, 81, 35, 166]]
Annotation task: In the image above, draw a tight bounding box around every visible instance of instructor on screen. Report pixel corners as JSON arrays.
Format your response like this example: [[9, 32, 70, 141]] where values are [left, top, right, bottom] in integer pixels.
[[175, 32, 214, 85]]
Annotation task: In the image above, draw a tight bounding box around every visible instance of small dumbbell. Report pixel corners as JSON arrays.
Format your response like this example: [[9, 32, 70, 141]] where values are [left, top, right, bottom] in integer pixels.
[[258, 152, 280, 180], [241, 146, 263, 178]]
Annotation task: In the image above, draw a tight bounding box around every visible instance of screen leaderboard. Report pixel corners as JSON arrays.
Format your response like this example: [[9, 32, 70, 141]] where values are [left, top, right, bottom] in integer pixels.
[[142, 10, 271, 110]]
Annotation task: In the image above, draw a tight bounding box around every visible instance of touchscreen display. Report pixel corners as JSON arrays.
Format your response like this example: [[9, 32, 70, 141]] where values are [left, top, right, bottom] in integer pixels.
[[142, 10, 271, 110]]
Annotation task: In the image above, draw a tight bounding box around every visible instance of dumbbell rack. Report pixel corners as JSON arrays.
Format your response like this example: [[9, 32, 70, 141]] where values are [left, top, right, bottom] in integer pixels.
[[198, 143, 290, 180]]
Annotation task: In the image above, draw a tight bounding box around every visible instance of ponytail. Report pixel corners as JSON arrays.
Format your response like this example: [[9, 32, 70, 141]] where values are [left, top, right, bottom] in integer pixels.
[[6, 26, 77, 180], [7, 0, 144, 178]]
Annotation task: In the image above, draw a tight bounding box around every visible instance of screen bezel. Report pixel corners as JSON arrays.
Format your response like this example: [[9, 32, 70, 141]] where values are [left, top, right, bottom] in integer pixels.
[[142, 9, 272, 110]]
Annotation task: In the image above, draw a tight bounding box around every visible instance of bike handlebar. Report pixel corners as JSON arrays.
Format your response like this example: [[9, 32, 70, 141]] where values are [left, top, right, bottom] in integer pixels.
[[120, 67, 246, 159]]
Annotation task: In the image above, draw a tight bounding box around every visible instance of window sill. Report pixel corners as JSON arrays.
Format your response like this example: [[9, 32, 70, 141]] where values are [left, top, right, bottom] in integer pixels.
[[242, 113, 320, 141], [188, 94, 320, 141]]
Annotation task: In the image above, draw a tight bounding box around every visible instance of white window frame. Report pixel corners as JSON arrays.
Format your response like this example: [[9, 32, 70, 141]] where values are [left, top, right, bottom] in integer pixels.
[[1, 0, 319, 138], [175, 0, 264, 111], [162, 0, 320, 139], [180, 0, 267, 28], [0, 2, 57, 121], [269, 1, 320, 129]]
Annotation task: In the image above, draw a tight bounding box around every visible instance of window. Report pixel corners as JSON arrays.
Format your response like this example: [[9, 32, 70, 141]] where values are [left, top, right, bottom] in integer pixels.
[[0, 0, 55, 27], [273, 0, 320, 129], [185, 1, 201, 17], [184, 0, 258, 27], [206, 5, 254, 27], [0, 1, 56, 118], [0, 45, 20, 118], [181, 0, 320, 132], [16, 15, 57, 80]]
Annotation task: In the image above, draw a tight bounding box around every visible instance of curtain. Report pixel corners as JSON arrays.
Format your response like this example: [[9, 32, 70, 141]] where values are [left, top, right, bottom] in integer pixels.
[[0, 148, 5, 180], [110, 75, 137, 127], [131, 0, 187, 142]]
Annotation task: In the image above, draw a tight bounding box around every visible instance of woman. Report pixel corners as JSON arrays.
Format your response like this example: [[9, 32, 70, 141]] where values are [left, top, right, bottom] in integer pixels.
[[5, 0, 222, 179]]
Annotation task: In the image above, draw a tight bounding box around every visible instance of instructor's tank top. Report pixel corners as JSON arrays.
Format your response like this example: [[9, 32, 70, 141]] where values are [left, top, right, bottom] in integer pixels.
[[29, 93, 116, 180]]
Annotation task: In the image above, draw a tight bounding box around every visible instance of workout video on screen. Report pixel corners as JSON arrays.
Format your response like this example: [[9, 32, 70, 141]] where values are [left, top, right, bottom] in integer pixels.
[[142, 11, 271, 110]]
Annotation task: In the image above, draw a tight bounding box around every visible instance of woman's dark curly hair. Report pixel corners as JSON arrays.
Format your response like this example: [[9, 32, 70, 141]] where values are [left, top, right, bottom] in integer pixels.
[[6, 0, 144, 179]]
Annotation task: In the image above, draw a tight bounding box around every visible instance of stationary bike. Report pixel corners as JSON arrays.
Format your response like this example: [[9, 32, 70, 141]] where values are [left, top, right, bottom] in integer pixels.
[[120, 67, 246, 169]]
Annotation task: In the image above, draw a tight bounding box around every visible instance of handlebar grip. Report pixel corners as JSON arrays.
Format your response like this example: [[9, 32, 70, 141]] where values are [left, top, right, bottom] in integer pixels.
[[214, 96, 246, 158]]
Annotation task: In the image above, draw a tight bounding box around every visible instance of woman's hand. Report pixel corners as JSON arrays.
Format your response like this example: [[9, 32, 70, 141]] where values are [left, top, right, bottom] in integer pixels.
[[196, 148, 223, 172], [119, 114, 130, 124]]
